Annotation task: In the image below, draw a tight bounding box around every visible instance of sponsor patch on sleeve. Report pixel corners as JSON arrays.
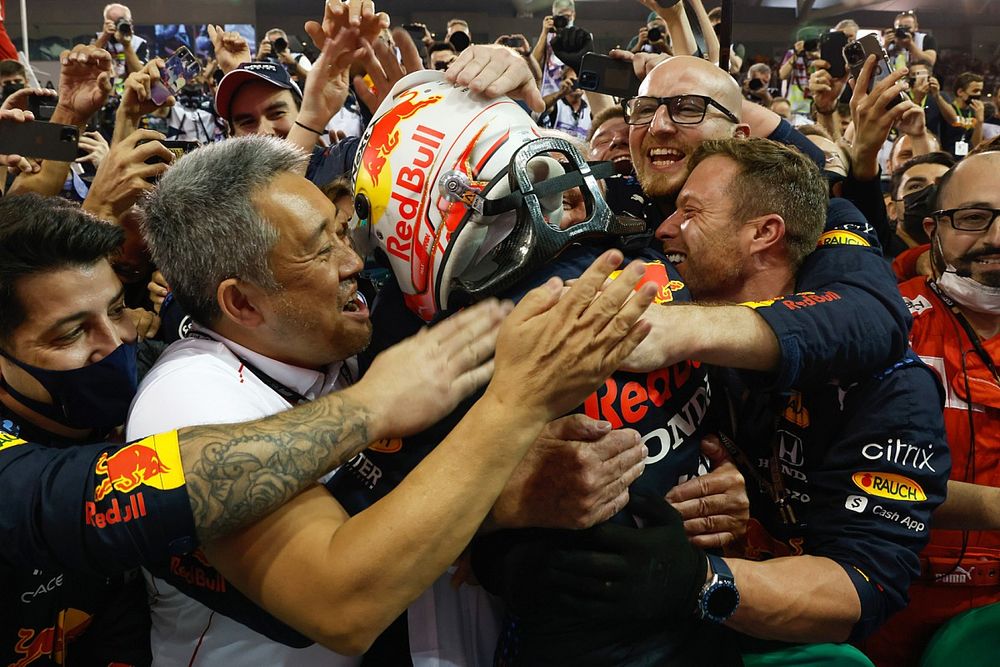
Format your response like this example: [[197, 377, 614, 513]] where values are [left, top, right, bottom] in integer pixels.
[[0, 428, 27, 452], [851, 471, 926, 502], [817, 230, 871, 248]]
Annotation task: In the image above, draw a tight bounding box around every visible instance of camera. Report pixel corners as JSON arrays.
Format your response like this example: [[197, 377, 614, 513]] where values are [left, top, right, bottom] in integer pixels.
[[116, 17, 132, 37], [748, 78, 765, 91], [647, 27, 663, 42], [553, 15, 569, 31], [802, 38, 819, 52], [271, 37, 288, 54], [894, 27, 911, 39]]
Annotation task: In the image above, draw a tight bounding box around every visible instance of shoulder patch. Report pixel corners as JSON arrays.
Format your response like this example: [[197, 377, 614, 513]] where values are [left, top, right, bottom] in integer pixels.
[[0, 428, 27, 452], [817, 230, 871, 248]]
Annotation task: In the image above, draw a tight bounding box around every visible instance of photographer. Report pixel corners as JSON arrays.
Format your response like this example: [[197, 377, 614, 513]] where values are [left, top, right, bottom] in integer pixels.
[[743, 63, 777, 106], [257, 28, 313, 80], [445, 18, 473, 52], [778, 30, 820, 121], [539, 65, 591, 140], [627, 11, 671, 55], [932, 71, 985, 156], [884, 10, 937, 68], [93, 3, 147, 95], [532, 0, 592, 96]]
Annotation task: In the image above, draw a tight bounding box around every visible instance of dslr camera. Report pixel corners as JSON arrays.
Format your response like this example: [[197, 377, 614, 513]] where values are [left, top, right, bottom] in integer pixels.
[[116, 17, 132, 37], [648, 27, 663, 42], [552, 15, 569, 32], [894, 26, 911, 39], [271, 37, 288, 54]]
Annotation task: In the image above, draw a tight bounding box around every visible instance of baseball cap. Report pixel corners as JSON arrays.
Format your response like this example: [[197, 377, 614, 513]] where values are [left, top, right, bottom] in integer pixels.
[[214, 62, 303, 122]]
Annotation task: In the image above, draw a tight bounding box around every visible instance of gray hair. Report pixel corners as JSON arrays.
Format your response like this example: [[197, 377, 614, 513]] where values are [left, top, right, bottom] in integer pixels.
[[103, 3, 131, 19], [748, 63, 772, 78], [142, 135, 309, 325]]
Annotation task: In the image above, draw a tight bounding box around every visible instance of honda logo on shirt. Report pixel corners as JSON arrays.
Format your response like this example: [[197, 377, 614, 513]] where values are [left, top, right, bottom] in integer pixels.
[[777, 430, 803, 467]]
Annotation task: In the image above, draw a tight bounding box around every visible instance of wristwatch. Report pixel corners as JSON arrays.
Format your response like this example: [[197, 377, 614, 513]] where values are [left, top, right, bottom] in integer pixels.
[[697, 554, 740, 623]]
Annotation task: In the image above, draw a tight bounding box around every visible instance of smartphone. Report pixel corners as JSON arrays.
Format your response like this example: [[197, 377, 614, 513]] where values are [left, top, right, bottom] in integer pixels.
[[151, 46, 202, 106], [820, 31, 848, 78], [27, 93, 58, 122], [0, 119, 79, 161], [577, 52, 642, 99], [844, 34, 905, 108], [138, 139, 199, 165]]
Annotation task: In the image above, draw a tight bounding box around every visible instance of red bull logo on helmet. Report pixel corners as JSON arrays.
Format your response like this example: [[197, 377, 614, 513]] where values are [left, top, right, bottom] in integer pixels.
[[355, 89, 444, 231], [93, 431, 186, 502]]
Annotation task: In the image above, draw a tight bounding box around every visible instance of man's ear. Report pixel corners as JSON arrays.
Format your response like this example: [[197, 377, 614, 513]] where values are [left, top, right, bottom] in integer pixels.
[[747, 213, 786, 256], [217, 278, 266, 329], [734, 123, 751, 139], [922, 216, 938, 243]]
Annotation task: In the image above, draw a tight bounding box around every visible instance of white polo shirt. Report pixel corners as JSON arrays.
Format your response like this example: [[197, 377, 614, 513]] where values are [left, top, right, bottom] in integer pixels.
[[127, 325, 359, 667]]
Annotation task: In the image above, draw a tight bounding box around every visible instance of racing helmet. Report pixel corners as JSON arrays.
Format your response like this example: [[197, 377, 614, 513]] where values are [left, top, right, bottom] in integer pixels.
[[351, 70, 642, 321]]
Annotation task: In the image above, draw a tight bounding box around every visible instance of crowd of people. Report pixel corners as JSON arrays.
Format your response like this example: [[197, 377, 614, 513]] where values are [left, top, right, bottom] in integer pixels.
[[1, 0, 999, 665]]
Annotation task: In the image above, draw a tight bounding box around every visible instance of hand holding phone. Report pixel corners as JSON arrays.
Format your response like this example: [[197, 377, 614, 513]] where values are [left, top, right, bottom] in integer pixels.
[[151, 47, 202, 106], [844, 34, 906, 109], [0, 118, 79, 162], [577, 52, 642, 99]]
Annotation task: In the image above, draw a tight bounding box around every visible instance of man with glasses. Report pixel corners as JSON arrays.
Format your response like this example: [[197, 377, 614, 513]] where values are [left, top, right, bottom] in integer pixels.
[[862, 148, 1000, 667], [617, 55, 910, 396]]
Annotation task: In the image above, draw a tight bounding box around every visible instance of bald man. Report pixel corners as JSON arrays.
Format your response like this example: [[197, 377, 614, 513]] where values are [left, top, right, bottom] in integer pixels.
[[619, 55, 911, 395]]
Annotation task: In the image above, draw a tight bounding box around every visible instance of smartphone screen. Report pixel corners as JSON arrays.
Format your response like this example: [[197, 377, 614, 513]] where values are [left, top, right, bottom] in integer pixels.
[[151, 47, 202, 106]]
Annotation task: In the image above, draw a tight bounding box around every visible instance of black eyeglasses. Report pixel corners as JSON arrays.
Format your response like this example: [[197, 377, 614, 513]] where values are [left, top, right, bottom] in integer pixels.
[[933, 207, 1000, 232], [622, 94, 740, 126]]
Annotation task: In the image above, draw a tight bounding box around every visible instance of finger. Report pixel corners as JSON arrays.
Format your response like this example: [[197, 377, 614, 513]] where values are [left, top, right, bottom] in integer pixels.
[[123, 129, 167, 149], [451, 53, 489, 88], [596, 429, 646, 468], [599, 309, 655, 373], [852, 54, 876, 99], [431, 298, 505, 354], [556, 249, 624, 319], [581, 260, 648, 330], [453, 356, 495, 398], [546, 413, 615, 441], [452, 320, 501, 374], [665, 463, 741, 503], [146, 314, 161, 339], [700, 434, 731, 468], [353, 74, 378, 113], [688, 531, 736, 550], [875, 80, 908, 112], [669, 491, 746, 521], [811, 58, 830, 70], [134, 162, 170, 183], [133, 140, 175, 165], [304, 20, 325, 50], [587, 486, 632, 526], [373, 35, 404, 81], [507, 276, 564, 325], [391, 27, 424, 74], [148, 281, 169, 297]]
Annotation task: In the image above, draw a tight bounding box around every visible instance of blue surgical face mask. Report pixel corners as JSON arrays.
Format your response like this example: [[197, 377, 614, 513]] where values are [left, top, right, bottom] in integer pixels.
[[0, 342, 138, 434]]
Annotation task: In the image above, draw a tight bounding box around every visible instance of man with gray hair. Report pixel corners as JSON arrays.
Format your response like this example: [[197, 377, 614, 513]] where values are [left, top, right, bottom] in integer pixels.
[[94, 3, 147, 95], [133, 134, 373, 666], [743, 63, 777, 106]]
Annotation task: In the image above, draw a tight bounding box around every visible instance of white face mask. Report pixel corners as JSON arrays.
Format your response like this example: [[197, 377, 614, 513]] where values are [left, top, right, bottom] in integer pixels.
[[935, 234, 1000, 314]]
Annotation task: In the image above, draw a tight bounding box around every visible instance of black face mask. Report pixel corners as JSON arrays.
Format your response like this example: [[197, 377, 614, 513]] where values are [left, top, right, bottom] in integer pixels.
[[901, 185, 936, 246], [1, 81, 24, 101]]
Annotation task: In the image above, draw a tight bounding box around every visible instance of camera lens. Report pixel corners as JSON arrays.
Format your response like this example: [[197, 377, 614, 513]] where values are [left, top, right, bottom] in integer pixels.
[[648, 28, 662, 42], [273, 37, 288, 53], [553, 15, 569, 30], [355, 193, 372, 222]]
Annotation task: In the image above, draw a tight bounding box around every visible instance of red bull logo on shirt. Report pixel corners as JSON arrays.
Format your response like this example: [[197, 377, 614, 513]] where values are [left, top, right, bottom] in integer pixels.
[[92, 431, 186, 502]]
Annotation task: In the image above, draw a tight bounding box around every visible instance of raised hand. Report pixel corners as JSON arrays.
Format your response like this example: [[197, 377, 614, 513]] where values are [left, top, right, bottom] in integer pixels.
[[207, 24, 252, 74], [56, 45, 113, 126]]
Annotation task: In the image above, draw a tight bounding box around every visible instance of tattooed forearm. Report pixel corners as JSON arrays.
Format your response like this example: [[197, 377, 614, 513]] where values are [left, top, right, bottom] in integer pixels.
[[177, 393, 374, 542]]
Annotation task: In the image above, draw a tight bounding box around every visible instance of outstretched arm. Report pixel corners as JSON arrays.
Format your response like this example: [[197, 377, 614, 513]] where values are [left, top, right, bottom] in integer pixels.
[[204, 252, 657, 654]]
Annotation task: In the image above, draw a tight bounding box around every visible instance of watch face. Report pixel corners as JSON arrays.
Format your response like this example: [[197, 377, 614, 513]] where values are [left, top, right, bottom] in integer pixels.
[[707, 584, 739, 618]]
